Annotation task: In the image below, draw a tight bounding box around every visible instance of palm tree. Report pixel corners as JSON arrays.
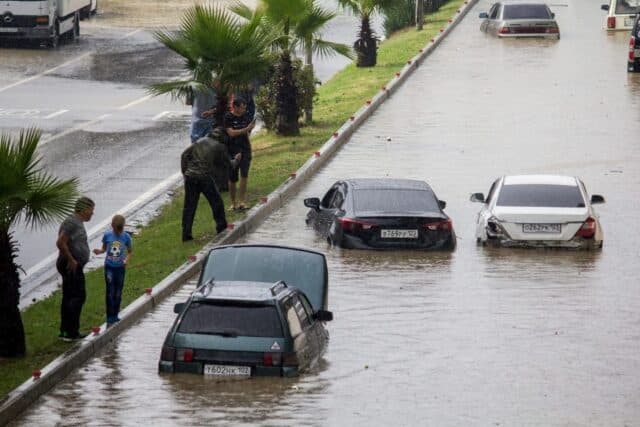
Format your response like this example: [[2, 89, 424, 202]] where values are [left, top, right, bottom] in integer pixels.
[[0, 128, 79, 358], [149, 4, 277, 128], [232, 0, 352, 129], [338, 0, 395, 67]]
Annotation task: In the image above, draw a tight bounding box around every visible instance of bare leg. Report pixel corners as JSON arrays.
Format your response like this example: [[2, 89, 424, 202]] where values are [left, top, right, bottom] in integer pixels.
[[239, 177, 248, 207], [229, 181, 237, 209]]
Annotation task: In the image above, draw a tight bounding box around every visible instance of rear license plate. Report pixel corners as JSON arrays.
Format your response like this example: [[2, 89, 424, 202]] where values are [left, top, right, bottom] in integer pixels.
[[0, 28, 19, 33], [204, 364, 250, 377], [624, 17, 634, 27], [380, 229, 418, 239], [522, 223, 561, 233]]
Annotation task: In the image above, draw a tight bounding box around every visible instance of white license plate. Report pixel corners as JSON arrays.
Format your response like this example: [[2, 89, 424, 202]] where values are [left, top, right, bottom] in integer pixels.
[[380, 229, 418, 239], [0, 28, 19, 33], [522, 223, 561, 233], [204, 364, 250, 377], [624, 17, 635, 27]]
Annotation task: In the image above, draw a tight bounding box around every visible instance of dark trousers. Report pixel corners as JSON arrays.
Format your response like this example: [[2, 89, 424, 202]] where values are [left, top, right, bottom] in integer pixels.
[[57, 258, 86, 337], [182, 175, 227, 239], [105, 266, 125, 323]]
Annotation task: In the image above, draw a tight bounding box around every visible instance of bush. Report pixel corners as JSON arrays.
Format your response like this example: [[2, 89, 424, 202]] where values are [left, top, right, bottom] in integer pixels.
[[256, 58, 317, 130], [383, 0, 451, 37]]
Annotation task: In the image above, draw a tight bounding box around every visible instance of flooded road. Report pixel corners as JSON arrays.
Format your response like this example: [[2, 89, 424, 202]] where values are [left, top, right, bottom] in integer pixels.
[[10, 0, 640, 425]]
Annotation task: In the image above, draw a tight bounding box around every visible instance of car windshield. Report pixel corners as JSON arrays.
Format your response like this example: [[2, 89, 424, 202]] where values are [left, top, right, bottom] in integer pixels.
[[503, 4, 552, 19], [177, 302, 283, 337], [497, 184, 585, 208], [201, 246, 326, 310], [353, 189, 440, 213], [615, 0, 640, 14]]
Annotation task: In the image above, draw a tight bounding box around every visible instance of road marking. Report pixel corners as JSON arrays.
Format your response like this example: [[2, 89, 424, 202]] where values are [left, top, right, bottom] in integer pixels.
[[43, 109, 69, 119], [40, 113, 111, 146], [117, 94, 153, 110], [0, 28, 144, 94]]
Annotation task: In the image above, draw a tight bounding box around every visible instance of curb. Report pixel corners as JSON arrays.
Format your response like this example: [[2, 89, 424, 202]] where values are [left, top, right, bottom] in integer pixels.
[[0, 1, 478, 424]]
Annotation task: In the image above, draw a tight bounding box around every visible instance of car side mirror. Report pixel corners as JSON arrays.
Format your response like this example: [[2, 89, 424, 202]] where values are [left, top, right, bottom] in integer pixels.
[[438, 200, 447, 210], [173, 303, 185, 314], [470, 193, 486, 203], [304, 197, 321, 211], [551, 12, 555, 18], [314, 310, 333, 322], [479, 12, 489, 18], [601, 4, 609, 11], [590, 194, 605, 204]]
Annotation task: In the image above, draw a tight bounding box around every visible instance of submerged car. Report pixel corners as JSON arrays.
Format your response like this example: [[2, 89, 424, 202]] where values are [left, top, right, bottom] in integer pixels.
[[304, 178, 456, 250], [470, 175, 605, 249], [628, 13, 640, 71], [159, 244, 333, 377], [479, 2, 560, 39], [601, 0, 640, 31]]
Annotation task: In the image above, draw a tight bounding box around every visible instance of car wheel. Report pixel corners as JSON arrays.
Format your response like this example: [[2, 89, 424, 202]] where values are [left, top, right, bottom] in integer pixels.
[[327, 237, 333, 247], [48, 20, 60, 48], [80, 4, 91, 19]]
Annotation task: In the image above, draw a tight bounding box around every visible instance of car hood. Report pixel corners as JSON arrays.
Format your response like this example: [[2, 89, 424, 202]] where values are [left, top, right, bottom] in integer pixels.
[[492, 206, 588, 223]]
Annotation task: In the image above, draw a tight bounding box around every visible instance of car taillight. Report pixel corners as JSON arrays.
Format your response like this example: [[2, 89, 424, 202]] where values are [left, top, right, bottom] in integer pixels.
[[160, 345, 175, 361], [423, 219, 453, 231], [575, 217, 596, 239], [630, 37, 636, 61], [338, 217, 376, 232], [282, 352, 299, 367], [499, 26, 511, 34], [263, 352, 282, 366], [176, 348, 194, 362], [607, 16, 616, 29], [35, 16, 49, 24], [546, 25, 559, 34]]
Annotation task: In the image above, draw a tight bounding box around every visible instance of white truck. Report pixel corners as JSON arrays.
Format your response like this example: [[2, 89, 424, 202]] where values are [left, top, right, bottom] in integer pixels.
[[0, 0, 96, 47]]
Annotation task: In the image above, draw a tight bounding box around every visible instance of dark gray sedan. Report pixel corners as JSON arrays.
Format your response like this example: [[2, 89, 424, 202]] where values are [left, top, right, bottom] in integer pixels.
[[479, 2, 560, 39]]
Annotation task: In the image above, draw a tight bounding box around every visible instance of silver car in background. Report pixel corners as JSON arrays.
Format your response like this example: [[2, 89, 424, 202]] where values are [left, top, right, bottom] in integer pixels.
[[479, 2, 560, 39], [470, 175, 605, 249]]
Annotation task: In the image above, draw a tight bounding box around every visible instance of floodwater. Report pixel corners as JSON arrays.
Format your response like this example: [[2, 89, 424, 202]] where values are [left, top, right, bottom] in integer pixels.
[[11, 0, 640, 425]]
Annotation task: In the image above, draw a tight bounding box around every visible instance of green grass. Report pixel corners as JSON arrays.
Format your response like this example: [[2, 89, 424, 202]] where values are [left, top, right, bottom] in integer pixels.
[[0, 0, 466, 399]]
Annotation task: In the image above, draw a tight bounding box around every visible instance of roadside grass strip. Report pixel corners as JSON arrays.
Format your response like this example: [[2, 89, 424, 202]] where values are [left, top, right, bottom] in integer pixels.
[[0, 0, 467, 399]]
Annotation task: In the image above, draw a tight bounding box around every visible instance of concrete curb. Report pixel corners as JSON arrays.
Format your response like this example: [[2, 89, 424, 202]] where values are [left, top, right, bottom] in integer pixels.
[[0, 1, 478, 424]]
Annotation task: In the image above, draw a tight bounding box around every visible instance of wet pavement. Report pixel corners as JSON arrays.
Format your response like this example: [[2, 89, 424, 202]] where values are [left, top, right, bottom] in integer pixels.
[[9, 0, 640, 425]]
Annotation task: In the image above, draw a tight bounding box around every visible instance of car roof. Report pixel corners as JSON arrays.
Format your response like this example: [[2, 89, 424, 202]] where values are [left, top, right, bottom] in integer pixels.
[[502, 175, 578, 186], [500, 1, 549, 6], [344, 178, 433, 192], [191, 280, 291, 303]]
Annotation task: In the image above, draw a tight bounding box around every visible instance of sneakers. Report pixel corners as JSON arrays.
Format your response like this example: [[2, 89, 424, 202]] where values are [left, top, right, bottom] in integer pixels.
[[58, 331, 87, 342], [106, 317, 121, 328]]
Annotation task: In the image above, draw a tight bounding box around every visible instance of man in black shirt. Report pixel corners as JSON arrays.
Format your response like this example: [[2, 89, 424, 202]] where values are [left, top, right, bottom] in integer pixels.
[[224, 96, 255, 210]]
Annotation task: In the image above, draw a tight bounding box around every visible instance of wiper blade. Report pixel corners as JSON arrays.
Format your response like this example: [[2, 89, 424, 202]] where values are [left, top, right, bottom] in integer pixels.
[[194, 330, 238, 337]]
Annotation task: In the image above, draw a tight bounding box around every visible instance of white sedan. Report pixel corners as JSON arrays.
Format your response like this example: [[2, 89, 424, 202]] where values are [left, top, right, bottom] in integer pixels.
[[470, 175, 605, 249]]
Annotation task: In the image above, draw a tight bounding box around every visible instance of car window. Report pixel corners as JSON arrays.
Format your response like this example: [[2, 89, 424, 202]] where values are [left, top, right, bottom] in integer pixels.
[[298, 294, 315, 322], [497, 184, 586, 208], [353, 189, 440, 213], [503, 4, 552, 19], [615, 0, 640, 14], [330, 189, 344, 209], [486, 179, 500, 204], [177, 302, 284, 337], [292, 296, 312, 329], [285, 302, 303, 337], [321, 187, 337, 208], [489, 4, 499, 19]]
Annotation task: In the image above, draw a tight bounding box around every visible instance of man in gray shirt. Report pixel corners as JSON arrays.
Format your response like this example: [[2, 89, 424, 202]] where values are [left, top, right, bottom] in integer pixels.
[[56, 196, 95, 341]]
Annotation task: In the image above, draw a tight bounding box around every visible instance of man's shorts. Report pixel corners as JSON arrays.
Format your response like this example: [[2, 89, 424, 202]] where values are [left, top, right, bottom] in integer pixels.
[[229, 150, 251, 182]]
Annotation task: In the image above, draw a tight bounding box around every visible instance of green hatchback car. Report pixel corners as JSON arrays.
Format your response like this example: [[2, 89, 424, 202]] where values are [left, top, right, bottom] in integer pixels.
[[158, 245, 333, 378]]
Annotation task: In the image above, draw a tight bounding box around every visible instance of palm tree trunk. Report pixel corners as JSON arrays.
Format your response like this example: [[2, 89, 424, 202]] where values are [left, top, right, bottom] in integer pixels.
[[416, 0, 424, 30], [0, 229, 26, 358], [355, 15, 377, 67], [275, 50, 300, 136], [304, 47, 314, 124]]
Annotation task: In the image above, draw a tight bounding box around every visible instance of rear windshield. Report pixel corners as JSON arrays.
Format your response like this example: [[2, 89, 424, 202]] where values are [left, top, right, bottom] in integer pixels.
[[497, 184, 585, 208], [503, 4, 552, 19], [178, 302, 283, 337], [615, 0, 640, 14], [353, 189, 440, 213]]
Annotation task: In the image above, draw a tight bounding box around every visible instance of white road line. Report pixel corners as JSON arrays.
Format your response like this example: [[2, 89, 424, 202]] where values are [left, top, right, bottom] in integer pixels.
[[117, 94, 153, 110], [43, 109, 69, 119], [40, 113, 111, 146], [152, 111, 169, 121]]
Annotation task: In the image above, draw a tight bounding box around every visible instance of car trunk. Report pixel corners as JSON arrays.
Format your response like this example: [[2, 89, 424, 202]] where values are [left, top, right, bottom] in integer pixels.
[[505, 19, 557, 34], [493, 206, 587, 241], [349, 212, 451, 248]]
